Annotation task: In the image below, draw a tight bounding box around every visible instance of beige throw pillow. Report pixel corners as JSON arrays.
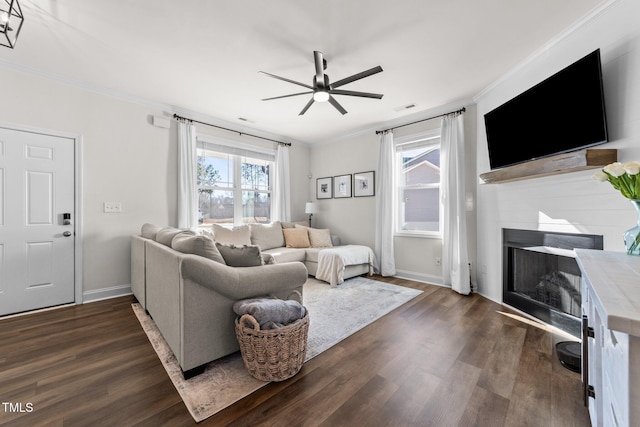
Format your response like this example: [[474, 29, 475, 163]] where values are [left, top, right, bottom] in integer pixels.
[[283, 228, 310, 248], [212, 224, 252, 246], [295, 224, 333, 248], [216, 243, 263, 267], [171, 232, 226, 264], [309, 228, 333, 248]]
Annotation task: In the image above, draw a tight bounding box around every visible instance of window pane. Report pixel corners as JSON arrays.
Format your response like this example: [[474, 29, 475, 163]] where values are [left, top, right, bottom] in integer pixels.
[[242, 191, 270, 224], [198, 149, 233, 188], [401, 146, 440, 185], [199, 190, 234, 224], [401, 188, 439, 232], [241, 158, 270, 191]]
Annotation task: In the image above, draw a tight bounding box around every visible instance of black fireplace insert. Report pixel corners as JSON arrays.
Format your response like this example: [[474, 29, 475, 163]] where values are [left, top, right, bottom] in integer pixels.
[[502, 228, 603, 337]]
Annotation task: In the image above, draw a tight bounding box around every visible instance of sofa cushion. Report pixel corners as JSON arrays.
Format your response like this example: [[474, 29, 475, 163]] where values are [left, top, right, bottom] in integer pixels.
[[141, 223, 162, 240], [262, 247, 307, 263], [212, 224, 252, 246], [171, 232, 226, 264], [303, 248, 323, 263], [216, 243, 264, 267], [250, 222, 285, 250], [156, 227, 185, 246], [283, 228, 310, 248]]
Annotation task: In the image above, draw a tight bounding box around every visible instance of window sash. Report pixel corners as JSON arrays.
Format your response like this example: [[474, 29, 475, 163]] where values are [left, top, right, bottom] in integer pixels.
[[196, 137, 274, 225], [395, 130, 442, 237]]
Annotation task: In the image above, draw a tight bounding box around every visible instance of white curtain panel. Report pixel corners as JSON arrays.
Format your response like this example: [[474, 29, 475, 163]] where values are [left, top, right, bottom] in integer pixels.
[[374, 131, 396, 276], [177, 120, 198, 229], [272, 144, 291, 222], [441, 113, 470, 295]]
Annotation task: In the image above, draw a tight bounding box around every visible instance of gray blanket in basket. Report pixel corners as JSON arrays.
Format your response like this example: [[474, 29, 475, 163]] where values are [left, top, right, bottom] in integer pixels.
[[233, 298, 306, 330]]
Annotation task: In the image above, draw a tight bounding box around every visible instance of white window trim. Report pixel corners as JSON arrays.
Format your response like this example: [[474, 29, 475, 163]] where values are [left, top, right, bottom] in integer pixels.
[[395, 129, 443, 239]]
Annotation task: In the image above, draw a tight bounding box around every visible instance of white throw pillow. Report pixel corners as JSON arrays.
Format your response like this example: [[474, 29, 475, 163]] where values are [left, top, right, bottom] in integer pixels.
[[212, 224, 252, 246], [250, 222, 285, 250]]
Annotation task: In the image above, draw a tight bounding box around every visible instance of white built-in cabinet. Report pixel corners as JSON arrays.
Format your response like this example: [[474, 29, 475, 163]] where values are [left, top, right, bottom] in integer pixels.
[[576, 249, 640, 427]]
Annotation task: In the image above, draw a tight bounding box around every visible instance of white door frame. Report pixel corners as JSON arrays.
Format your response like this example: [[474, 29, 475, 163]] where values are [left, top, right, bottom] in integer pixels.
[[0, 121, 84, 305]]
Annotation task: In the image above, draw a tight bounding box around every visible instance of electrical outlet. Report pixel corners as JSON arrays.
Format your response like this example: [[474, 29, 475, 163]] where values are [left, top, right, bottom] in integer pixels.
[[104, 202, 122, 213], [435, 257, 441, 266]]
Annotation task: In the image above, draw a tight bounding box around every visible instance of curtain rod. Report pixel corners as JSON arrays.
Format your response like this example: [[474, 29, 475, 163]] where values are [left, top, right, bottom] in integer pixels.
[[375, 107, 466, 135], [173, 114, 292, 146]]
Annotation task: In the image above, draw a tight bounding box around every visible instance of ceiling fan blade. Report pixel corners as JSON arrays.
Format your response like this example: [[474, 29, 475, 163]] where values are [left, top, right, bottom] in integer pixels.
[[314, 51, 325, 89], [330, 66, 383, 89], [329, 89, 383, 99], [262, 91, 313, 101], [299, 98, 315, 115], [328, 96, 347, 115], [259, 71, 314, 90]]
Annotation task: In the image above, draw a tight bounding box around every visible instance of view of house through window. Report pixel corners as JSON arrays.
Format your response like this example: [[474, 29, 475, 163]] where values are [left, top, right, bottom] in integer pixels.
[[396, 130, 442, 236], [197, 145, 273, 224]]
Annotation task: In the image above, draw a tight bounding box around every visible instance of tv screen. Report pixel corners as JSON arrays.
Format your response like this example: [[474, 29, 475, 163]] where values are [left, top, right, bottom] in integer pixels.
[[484, 49, 608, 170]]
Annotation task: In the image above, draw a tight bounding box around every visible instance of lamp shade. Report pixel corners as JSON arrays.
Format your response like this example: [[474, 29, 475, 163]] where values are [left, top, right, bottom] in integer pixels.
[[305, 202, 318, 214]]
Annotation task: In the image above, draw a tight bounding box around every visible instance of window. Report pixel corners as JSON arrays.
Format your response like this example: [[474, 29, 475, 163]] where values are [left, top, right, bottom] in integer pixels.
[[395, 129, 442, 237], [196, 138, 274, 225]]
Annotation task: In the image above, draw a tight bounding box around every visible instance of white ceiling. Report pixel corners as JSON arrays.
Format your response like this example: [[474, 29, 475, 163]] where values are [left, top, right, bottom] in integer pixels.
[[1, 0, 606, 144]]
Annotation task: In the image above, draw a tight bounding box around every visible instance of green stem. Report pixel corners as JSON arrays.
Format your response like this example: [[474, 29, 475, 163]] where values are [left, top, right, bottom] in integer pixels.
[[629, 233, 640, 255]]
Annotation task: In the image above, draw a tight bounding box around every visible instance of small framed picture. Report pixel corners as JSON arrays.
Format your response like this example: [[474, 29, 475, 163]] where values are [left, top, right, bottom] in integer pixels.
[[316, 177, 333, 199], [354, 171, 375, 197], [333, 174, 352, 198]]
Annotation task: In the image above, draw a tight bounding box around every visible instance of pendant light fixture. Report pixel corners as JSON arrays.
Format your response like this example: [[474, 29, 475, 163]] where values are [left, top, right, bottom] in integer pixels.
[[0, 0, 24, 49]]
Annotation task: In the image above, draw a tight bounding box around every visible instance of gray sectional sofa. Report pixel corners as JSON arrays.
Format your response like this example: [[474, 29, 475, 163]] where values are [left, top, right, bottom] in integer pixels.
[[131, 221, 373, 377], [131, 224, 308, 378]]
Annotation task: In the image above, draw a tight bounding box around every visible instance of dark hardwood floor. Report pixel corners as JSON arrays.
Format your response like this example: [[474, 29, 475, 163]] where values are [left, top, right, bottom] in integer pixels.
[[0, 276, 590, 427]]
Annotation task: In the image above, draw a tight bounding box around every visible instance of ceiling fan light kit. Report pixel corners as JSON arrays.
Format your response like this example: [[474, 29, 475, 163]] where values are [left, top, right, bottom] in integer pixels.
[[260, 51, 383, 115], [0, 0, 24, 49]]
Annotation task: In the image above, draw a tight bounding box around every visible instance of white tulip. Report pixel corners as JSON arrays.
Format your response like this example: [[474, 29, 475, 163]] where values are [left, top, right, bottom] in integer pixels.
[[604, 162, 626, 177], [592, 170, 608, 182], [623, 161, 640, 175]]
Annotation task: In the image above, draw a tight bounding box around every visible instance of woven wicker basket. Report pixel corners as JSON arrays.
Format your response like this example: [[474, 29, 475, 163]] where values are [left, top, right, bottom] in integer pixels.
[[235, 311, 309, 382]]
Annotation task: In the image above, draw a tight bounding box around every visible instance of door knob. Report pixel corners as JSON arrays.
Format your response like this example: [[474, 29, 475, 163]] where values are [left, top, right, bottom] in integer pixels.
[[63, 231, 72, 237]]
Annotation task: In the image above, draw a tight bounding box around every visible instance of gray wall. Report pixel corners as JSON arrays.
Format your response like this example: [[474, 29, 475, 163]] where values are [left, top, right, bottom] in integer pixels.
[[0, 66, 310, 299], [309, 104, 477, 286]]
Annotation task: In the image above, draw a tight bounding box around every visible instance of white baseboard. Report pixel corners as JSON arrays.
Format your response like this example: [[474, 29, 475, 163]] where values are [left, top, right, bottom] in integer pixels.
[[394, 270, 445, 287], [82, 284, 132, 304]]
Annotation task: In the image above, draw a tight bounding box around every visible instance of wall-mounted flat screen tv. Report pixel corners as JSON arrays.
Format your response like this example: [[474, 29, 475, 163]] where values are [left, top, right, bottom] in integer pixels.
[[484, 49, 608, 170]]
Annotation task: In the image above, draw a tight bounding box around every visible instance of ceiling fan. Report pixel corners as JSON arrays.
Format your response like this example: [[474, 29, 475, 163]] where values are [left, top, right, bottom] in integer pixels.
[[259, 51, 383, 115]]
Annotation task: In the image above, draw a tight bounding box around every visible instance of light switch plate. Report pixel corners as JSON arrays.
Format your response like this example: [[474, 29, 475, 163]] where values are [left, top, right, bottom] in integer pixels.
[[104, 202, 122, 213]]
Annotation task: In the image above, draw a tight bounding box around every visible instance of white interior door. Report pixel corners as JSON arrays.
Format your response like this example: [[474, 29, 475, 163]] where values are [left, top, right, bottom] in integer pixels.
[[0, 127, 76, 316]]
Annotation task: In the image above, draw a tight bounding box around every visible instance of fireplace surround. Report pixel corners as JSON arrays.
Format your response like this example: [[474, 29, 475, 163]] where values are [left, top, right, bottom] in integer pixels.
[[502, 228, 603, 337]]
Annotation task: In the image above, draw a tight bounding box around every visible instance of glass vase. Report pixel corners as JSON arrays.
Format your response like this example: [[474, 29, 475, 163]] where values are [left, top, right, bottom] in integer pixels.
[[624, 200, 640, 256]]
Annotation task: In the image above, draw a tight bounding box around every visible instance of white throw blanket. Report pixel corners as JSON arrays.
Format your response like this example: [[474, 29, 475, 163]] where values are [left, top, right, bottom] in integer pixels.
[[316, 245, 377, 286]]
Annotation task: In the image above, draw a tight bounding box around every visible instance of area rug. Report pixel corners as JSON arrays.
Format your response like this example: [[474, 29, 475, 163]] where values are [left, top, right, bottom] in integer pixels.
[[132, 276, 422, 422]]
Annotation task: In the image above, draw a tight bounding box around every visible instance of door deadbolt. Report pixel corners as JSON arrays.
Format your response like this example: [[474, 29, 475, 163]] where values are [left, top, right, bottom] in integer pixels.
[[63, 213, 72, 225]]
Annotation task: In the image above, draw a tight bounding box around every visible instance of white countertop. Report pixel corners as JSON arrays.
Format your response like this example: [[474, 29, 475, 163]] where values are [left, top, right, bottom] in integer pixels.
[[576, 249, 640, 337]]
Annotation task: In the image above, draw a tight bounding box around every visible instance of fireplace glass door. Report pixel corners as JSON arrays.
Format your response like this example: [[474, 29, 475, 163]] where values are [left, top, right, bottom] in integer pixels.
[[503, 229, 603, 338]]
